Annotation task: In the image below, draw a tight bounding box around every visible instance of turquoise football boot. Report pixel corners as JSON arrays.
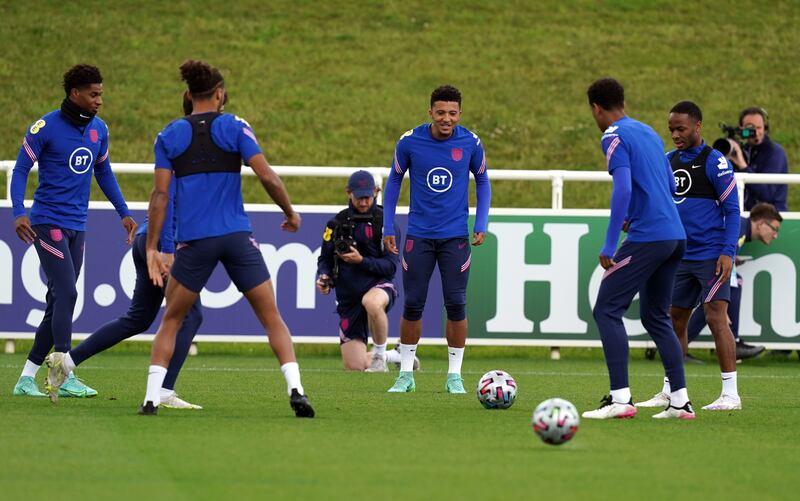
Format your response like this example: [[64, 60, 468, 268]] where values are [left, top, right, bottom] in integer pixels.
[[58, 373, 98, 398], [12, 376, 47, 397], [445, 373, 466, 394], [387, 371, 416, 393]]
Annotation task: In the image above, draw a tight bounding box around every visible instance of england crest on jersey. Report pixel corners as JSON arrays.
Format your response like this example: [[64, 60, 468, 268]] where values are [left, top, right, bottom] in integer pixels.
[[451, 148, 463, 161]]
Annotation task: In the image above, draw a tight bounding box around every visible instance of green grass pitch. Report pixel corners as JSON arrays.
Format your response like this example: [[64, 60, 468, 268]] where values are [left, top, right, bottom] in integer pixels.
[[2, 345, 798, 499]]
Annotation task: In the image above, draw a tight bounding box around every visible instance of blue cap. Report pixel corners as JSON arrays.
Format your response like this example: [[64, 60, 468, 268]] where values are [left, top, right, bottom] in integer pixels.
[[347, 170, 376, 198]]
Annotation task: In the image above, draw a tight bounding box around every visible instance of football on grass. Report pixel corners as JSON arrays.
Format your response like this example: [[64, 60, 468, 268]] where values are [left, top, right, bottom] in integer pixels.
[[532, 398, 579, 445], [476, 370, 517, 409]]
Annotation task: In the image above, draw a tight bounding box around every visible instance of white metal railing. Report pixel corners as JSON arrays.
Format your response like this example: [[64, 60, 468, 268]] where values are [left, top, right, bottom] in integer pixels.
[[2, 161, 799, 210]]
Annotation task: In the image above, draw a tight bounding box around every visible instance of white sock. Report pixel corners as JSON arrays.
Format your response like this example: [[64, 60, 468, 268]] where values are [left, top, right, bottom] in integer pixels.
[[670, 387, 689, 408], [63, 352, 76, 374], [21, 360, 40, 379], [372, 342, 387, 358], [160, 388, 175, 399], [385, 347, 401, 364], [610, 387, 631, 404], [661, 377, 671, 395], [447, 346, 465, 375], [280, 362, 304, 396], [145, 365, 167, 406], [721, 371, 738, 397], [399, 343, 417, 373]]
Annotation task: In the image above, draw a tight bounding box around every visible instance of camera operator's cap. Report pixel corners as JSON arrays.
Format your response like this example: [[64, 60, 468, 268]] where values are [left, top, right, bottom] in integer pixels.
[[347, 170, 376, 198]]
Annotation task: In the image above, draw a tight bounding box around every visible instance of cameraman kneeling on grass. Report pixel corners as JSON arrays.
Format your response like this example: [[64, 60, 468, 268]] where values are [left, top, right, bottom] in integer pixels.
[[316, 171, 407, 371]]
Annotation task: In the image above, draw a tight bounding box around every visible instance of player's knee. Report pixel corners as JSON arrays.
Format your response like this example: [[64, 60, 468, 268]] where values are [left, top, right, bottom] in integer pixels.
[[361, 292, 386, 314], [592, 304, 610, 323], [403, 305, 424, 321], [444, 303, 466, 321], [55, 284, 79, 306]]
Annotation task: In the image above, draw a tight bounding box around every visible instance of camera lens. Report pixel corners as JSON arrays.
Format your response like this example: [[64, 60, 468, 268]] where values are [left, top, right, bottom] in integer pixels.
[[712, 138, 732, 156]]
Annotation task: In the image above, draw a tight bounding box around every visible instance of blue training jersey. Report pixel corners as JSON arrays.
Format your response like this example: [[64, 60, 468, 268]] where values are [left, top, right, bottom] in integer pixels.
[[602, 116, 685, 242], [154, 113, 262, 242], [666, 143, 740, 260], [383, 123, 491, 239], [11, 110, 130, 230]]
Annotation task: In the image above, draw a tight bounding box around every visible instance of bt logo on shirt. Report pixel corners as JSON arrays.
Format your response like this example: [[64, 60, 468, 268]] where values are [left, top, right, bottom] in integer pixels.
[[69, 147, 94, 174], [427, 167, 453, 193]]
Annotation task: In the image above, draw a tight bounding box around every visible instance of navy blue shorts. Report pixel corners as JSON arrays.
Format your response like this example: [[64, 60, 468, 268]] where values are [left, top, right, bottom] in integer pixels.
[[338, 282, 397, 344], [401, 235, 471, 321], [171, 232, 270, 293], [672, 259, 731, 309]]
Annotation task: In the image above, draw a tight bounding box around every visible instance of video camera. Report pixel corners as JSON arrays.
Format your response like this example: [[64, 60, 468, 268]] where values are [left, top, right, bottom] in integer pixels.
[[712, 122, 757, 156], [333, 212, 374, 254]]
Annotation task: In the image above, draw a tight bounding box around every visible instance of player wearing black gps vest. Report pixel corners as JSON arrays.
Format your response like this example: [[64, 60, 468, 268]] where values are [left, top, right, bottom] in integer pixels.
[[637, 101, 741, 412]]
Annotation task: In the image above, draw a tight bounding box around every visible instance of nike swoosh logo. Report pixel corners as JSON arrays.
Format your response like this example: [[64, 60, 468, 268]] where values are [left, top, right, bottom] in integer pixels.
[[722, 377, 733, 381], [691, 164, 702, 169], [80, 114, 90, 119]]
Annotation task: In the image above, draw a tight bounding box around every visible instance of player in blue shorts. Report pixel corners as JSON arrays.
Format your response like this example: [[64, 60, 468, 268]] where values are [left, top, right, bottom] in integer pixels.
[[382, 85, 491, 393], [51, 95, 206, 409], [582, 78, 694, 420], [636, 101, 741, 411], [10, 64, 137, 401], [686, 203, 782, 358], [131, 60, 311, 417]]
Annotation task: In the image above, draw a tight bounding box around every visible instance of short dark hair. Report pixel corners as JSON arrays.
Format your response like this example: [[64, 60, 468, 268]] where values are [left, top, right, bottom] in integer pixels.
[[739, 106, 768, 127], [670, 101, 703, 122], [587, 78, 624, 111], [180, 60, 224, 99], [749, 202, 782, 223], [63, 64, 102, 97], [430, 85, 461, 108]]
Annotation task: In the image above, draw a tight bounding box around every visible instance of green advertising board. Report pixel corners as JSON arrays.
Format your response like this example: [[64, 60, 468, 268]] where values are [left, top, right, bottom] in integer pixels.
[[467, 211, 800, 348]]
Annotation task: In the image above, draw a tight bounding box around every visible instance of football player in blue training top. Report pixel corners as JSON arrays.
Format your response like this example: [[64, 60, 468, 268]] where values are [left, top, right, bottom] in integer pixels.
[[10, 64, 137, 401], [382, 85, 491, 394], [636, 101, 741, 412], [582, 78, 694, 420], [124, 60, 310, 417], [53, 92, 205, 409]]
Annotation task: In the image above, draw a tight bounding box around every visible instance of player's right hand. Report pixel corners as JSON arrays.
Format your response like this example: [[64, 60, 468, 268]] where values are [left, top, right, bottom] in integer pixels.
[[384, 235, 398, 255], [14, 216, 36, 244], [599, 254, 616, 270], [147, 248, 169, 288], [281, 211, 301, 232], [316, 274, 332, 294]]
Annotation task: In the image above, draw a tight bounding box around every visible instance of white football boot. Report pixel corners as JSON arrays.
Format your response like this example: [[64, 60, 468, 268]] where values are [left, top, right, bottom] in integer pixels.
[[702, 394, 742, 411], [635, 391, 670, 408], [653, 401, 696, 420], [159, 389, 203, 410], [582, 395, 637, 419]]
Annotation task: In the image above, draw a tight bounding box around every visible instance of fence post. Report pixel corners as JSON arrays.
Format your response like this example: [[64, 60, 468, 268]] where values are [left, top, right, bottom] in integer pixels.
[[551, 174, 564, 210], [737, 176, 746, 211]]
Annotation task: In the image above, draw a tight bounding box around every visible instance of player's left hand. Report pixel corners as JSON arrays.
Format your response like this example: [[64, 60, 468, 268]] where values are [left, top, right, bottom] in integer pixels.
[[621, 220, 630, 233], [472, 232, 485, 246], [599, 254, 616, 270], [337, 245, 363, 264], [281, 211, 301, 232], [716, 254, 733, 284], [122, 216, 137, 245], [160, 252, 175, 272]]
